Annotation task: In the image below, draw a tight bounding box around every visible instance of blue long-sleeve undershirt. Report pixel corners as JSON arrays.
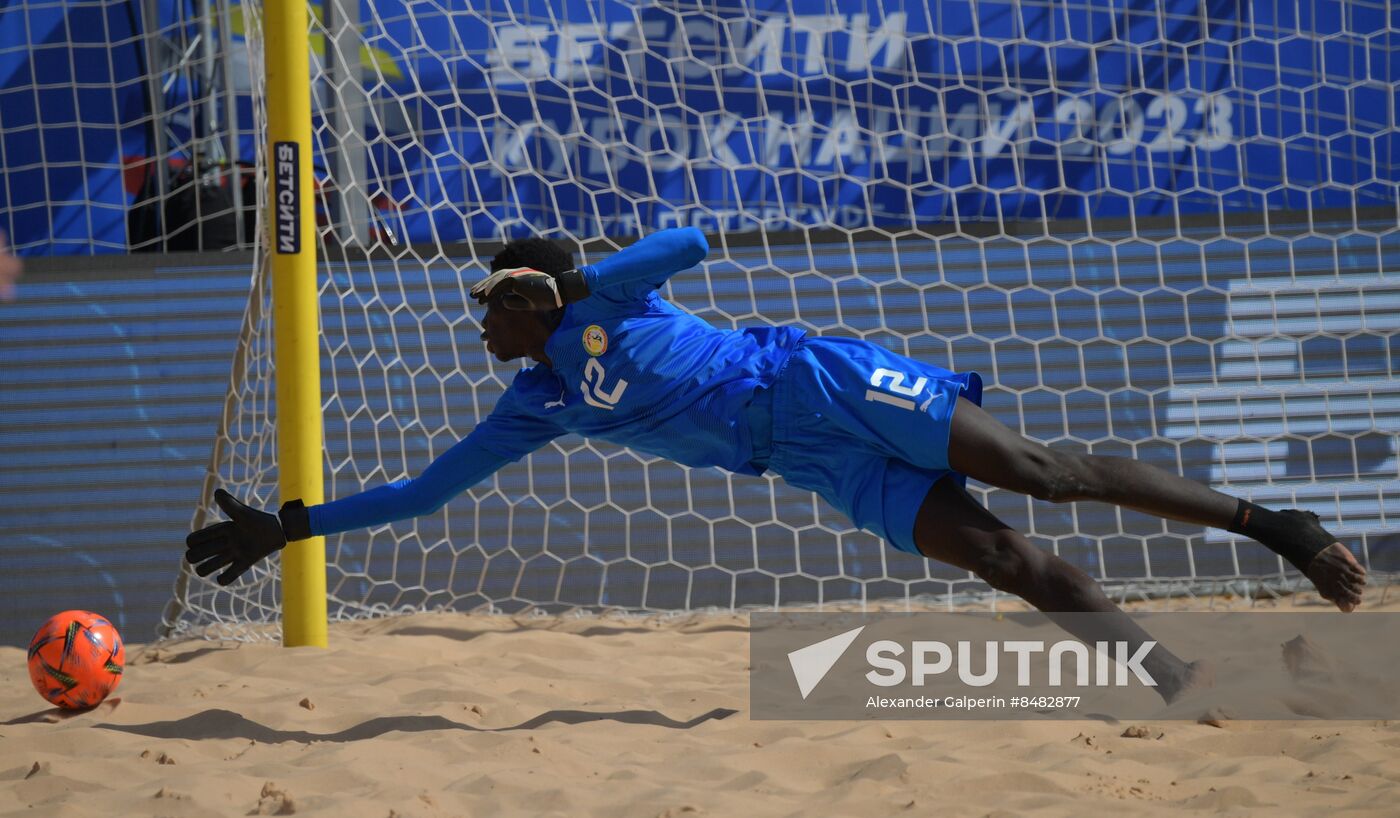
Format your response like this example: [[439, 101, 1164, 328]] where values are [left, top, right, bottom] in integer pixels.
[[579, 226, 708, 304], [308, 437, 511, 537]]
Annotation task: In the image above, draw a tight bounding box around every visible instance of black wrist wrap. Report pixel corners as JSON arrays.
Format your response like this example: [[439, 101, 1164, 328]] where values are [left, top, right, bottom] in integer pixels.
[[1228, 500, 1333, 572], [278, 499, 312, 542], [555, 268, 591, 304]]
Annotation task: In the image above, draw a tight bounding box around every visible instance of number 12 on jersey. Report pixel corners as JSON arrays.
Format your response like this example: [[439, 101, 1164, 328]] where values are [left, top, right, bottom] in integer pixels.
[[582, 358, 628, 410], [865, 368, 933, 412]]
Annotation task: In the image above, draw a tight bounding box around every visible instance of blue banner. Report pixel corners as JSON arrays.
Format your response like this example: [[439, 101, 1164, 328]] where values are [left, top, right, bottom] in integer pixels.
[[345, 0, 1395, 243], [1, 0, 1394, 253], [0, 1, 151, 255]]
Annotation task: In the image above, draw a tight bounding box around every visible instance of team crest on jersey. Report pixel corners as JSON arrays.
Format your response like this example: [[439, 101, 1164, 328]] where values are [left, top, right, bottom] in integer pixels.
[[582, 325, 608, 356]]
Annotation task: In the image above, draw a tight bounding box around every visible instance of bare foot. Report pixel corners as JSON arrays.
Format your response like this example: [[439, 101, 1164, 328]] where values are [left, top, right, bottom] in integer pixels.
[[1305, 542, 1367, 612]]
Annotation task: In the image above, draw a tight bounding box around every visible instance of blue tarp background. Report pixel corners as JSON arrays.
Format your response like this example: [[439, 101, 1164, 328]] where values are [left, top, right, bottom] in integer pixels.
[[0, 0, 1394, 253], [0, 0, 151, 254]]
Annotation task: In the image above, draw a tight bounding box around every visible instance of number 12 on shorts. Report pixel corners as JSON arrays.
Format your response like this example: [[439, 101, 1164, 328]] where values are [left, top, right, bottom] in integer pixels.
[[865, 368, 934, 412]]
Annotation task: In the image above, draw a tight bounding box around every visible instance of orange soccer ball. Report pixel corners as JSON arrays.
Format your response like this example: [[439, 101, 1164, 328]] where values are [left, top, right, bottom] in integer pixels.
[[27, 610, 125, 709]]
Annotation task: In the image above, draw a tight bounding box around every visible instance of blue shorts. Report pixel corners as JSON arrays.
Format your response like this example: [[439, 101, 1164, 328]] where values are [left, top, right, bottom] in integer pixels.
[[749, 336, 982, 556]]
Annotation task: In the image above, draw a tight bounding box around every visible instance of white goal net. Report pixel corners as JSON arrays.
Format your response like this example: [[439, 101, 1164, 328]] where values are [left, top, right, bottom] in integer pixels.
[[163, 0, 1399, 639]]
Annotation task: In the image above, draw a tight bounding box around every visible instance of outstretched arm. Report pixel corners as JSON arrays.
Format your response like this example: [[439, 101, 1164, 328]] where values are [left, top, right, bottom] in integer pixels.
[[185, 437, 512, 586], [307, 436, 512, 537], [186, 388, 562, 585]]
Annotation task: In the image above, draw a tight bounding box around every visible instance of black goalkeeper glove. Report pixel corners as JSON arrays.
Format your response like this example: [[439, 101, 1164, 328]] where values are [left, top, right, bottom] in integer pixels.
[[184, 489, 312, 586], [469, 266, 590, 311]]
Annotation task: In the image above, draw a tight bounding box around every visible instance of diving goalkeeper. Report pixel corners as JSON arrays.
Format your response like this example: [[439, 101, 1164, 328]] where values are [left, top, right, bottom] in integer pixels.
[[187, 227, 1366, 700]]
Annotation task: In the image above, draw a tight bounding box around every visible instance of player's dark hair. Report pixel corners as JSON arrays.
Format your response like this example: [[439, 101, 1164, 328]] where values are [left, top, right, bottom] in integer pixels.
[[491, 237, 575, 276], [489, 238, 575, 330]]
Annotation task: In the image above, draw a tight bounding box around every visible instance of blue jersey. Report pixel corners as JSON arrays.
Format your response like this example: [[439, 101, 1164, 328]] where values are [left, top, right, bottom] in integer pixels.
[[309, 228, 804, 537], [485, 295, 803, 471]]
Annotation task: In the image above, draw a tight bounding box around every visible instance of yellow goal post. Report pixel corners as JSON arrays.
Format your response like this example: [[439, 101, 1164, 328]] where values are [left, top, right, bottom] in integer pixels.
[[265, 0, 326, 648]]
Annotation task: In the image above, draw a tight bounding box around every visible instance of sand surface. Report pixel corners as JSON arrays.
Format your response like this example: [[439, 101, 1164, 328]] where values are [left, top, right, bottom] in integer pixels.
[[3, 594, 1399, 817]]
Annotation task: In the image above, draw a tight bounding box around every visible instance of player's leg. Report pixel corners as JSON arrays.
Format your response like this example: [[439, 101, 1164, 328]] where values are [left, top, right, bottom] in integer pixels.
[[911, 473, 1208, 703], [945, 395, 1366, 611]]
